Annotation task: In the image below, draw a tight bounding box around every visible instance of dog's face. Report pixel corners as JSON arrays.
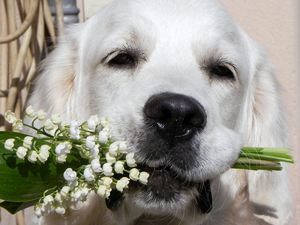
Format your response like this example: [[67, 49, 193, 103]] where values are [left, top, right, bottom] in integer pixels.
[[73, 0, 249, 214], [30, 0, 291, 223]]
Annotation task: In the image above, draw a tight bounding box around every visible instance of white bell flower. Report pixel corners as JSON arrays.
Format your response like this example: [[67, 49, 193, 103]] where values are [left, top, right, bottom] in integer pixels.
[[71, 189, 83, 202], [56, 154, 67, 163], [98, 130, 109, 144], [116, 177, 130, 192], [97, 185, 107, 198], [85, 136, 96, 150], [108, 142, 119, 156], [43, 195, 54, 205], [55, 142, 71, 155], [118, 141, 127, 153], [23, 136, 34, 148], [55, 206, 65, 215], [84, 166, 95, 182], [139, 172, 150, 185], [60, 186, 70, 197], [90, 145, 100, 158], [63, 168, 77, 182], [87, 115, 99, 131], [44, 119, 56, 131], [100, 177, 113, 187], [103, 163, 114, 177], [25, 105, 36, 118], [129, 168, 140, 181], [51, 114, 62, 125], [13, 119, 23, 131], [126, 153, 137, 167], [4, 111, 17, 124], [38, 145, 51, 163], [91, 158, 102, 173], [37, 110, 47, 120], [54, 193, 63, 203], [4, 139, 15, 151], [16, 146, 28, 159], [105, 152, 116, 164], [114, 161, 124, 174], [28, 151, 38, 163]]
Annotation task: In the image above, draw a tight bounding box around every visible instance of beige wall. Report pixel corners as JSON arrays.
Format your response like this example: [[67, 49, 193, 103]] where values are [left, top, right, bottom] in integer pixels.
[[85, 0, 300, 223], [221, 1, 300, 224]]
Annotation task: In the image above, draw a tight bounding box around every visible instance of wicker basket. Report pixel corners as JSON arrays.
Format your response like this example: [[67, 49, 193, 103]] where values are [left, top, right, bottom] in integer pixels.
[[0, 0, 69, 224]]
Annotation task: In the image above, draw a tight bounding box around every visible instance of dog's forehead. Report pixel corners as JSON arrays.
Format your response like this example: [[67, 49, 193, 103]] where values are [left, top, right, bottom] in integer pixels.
[[92, 0, 237, 41], [112, 0, 227, 19]]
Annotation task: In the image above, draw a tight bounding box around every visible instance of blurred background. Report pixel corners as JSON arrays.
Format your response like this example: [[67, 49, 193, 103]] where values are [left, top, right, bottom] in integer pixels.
[[0, 0, 299, 224]]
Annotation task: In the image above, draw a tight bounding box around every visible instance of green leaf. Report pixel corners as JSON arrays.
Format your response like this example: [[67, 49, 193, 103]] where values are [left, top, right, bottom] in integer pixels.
[[0, 201, 35, 214], [0, 132, 84, 205]]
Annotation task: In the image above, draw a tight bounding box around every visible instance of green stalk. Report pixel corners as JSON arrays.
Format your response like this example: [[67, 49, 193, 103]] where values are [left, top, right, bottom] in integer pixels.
[[232, 147, 294, 171]]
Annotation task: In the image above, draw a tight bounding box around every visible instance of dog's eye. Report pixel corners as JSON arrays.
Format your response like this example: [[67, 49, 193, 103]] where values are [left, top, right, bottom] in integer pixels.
[[108, 52, 136, 68], [209, 64, 236, 81]]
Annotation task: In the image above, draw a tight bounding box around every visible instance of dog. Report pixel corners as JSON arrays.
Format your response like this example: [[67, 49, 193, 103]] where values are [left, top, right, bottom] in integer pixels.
[[28, 0, 292, 224]]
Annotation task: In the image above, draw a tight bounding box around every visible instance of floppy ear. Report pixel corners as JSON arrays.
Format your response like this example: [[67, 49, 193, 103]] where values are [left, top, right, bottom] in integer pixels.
[[28, 24, 85, 120], [242, 38, 292, 224]]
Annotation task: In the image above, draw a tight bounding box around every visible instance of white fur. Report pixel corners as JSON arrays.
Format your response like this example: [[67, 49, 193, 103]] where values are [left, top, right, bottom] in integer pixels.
[[28, 0, 291, 224]]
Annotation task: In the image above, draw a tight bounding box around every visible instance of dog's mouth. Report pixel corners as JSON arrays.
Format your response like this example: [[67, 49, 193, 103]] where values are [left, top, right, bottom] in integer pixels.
[[106, 164, 213, 214]]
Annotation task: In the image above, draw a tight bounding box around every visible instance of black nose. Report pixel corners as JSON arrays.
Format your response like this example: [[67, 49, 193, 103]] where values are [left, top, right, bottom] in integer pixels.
[[144, 92, 207, 142]]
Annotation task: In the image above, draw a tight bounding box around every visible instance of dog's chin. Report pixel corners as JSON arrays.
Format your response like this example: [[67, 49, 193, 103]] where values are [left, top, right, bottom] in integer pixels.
[[127, 165, 212, 215], [134, 165, 197, 201]]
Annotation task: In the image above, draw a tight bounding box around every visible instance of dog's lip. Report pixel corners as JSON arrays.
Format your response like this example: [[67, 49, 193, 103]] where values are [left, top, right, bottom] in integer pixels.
[[134, 163, 213, 213], [137, 163, 200, 187]]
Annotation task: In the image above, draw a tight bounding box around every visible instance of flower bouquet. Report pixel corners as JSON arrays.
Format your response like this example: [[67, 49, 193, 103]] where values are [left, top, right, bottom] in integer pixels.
[[0, 106, 294, 217]]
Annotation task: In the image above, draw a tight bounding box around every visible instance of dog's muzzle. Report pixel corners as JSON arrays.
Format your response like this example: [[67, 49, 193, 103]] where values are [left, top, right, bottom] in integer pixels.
[[105, 92, 212, 214]]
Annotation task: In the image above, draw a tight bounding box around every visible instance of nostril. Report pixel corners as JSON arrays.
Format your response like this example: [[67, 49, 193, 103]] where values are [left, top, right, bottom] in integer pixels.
[[143, 92, 207, 142]]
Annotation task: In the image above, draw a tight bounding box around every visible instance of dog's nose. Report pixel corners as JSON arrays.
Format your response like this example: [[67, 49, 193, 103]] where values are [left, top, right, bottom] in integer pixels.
[[144, 92, 206, 142]]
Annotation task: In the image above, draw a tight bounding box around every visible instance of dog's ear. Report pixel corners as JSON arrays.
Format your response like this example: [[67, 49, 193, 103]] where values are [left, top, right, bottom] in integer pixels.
[[241, 36, 292, 224], [241, 43, 288, 147], [28, 24, 84, 119]]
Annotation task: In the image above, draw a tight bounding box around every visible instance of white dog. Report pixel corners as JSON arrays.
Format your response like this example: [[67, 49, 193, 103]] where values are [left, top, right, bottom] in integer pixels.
[[28, 0, 291, 224]]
